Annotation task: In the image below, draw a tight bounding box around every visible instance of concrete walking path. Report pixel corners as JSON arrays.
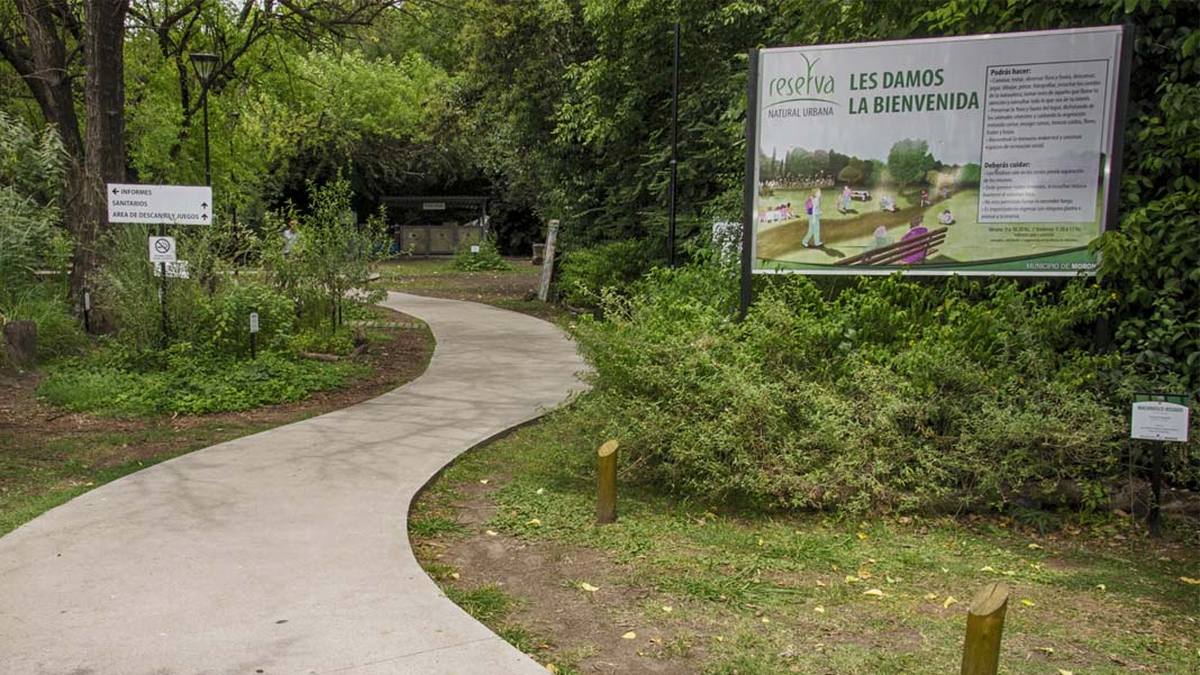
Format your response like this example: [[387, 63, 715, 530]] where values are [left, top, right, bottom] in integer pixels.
[[0, 292, 586, 675]]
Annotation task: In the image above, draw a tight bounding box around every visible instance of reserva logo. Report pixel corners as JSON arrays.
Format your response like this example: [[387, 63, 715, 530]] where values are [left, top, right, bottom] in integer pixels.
[[766, 54, 837, 107]]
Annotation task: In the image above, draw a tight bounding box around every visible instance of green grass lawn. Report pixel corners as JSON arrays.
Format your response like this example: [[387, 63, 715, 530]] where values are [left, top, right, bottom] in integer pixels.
[[411, 406, 1200, 675]]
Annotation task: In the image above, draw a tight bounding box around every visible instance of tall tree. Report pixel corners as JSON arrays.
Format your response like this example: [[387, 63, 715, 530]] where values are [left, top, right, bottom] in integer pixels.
[[1, 0, 129, 304]]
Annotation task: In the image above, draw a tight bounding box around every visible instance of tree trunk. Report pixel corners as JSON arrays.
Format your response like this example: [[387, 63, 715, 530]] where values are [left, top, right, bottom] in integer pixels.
[[72, 0, 129, 305], [3, 321, 38, 367]]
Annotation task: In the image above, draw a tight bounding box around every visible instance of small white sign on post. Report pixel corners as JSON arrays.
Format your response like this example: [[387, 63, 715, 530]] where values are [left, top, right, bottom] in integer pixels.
[[470, 245, 481, 254], [108, 183, 213, 225], [1131, 399, 1190, 443], [153, 261, 190, 279], [249, 312, 260, 334], [149, 236, 177, 263]]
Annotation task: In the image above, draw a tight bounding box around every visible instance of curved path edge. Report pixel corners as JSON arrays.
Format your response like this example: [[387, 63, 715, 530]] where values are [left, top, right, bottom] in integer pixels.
[[0, 292, 587, 675]]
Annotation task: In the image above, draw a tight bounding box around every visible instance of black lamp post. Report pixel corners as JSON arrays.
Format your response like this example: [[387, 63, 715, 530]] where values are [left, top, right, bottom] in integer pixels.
[[189, 52, 218, 186]]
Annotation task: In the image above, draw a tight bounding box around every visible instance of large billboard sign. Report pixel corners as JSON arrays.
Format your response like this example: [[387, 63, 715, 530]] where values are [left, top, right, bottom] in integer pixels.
[[744, 26, 1128, 276]]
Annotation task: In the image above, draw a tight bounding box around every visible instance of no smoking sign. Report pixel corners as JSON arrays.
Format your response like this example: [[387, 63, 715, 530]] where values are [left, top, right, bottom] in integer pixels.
[[149, 236, 176, 263]]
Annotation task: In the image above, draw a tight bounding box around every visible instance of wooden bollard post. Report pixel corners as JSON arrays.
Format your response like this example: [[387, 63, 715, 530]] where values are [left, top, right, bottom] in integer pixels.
[[596, 440, 618, 524], [960, 582, 1009, 675]]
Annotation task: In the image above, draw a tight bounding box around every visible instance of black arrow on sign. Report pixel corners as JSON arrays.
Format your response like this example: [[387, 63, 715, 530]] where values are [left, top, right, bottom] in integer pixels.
[[201, 202, 209, 209], [112, 188, 119, 195]]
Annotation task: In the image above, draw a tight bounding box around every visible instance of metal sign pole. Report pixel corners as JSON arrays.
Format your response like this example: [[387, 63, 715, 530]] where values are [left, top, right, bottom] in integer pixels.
[[1149, 441, 1164, 537], [739, 48, 760, 321], [667, 21, 680, 268], [158, 224, 168, 347]]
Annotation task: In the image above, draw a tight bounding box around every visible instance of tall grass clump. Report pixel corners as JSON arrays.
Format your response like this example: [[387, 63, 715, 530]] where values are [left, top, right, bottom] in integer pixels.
[[572, 257, 1198, 513]]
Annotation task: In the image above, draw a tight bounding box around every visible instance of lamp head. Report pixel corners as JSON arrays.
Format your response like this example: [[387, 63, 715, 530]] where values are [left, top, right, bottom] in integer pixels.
[[189, 53, 219, 83]]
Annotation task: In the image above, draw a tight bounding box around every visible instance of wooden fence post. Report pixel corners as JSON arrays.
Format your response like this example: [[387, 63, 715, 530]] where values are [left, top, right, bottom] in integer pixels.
[[960, 582, 1009, 675], [537, 219, 559, 302], [596, 440, 618, 524]]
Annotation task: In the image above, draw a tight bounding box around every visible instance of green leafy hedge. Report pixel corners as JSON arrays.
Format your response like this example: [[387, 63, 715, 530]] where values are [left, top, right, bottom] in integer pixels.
[[572, 260, 1199, 513]]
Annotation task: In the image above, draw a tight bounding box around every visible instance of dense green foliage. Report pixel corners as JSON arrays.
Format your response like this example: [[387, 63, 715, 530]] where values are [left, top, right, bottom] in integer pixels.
[[557, 239, 651, 307], [40, 346, 365, 416], [573, 259, 1199, 513]]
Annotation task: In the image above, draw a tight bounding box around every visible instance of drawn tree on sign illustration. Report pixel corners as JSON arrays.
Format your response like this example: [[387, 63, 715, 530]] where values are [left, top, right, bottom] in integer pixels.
[[887, 138, 935, 189]]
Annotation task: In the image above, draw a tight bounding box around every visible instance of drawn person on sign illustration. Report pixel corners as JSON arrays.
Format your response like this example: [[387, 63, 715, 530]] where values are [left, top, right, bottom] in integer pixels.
[[802, 188, 823, 248], [901, 214, 930, 264]]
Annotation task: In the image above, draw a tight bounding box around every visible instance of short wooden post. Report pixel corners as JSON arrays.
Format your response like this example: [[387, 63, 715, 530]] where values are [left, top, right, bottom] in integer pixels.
[[960, 582, 1009, 675], [3, 320, 37, 366], [596, 440, 618, 524]]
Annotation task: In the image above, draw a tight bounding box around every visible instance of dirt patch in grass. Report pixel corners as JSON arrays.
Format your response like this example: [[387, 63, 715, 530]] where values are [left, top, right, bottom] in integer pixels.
[[414, 485, 716, 675], [0, 304, 432, 535]]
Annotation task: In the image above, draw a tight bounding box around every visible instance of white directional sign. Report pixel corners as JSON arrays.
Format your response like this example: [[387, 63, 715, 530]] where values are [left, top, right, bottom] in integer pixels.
[[249, 312, 260, 334], [149, 236, 177, 263], [107, 183, 213, 225]]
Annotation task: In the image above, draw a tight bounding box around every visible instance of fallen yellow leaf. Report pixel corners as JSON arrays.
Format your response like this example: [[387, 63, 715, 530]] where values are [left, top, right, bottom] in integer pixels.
[[545, 664, 558, 673], [649, 636, 662, 644], [485, 530, 498, 536], [536, 488, 545, 495], [526, 518, 541, 526], [1035, 646, 1054, 654], [814, 606, 825, 614], [480, 479, 490, 485], [857, 532, 869, 540], [863, 589, 885, 598], [924, 593, 938, 601], [979, 565, 996, 573], [661, 606, 673, 613], [761, 617, 771, 623], [943, 596, 959, 609], [1096, 584, 1106, 591], [450, 572, 460, 580], [815, 580, 826, 587], [1020, 599, 1035, 607], [844, 575, 860, 584], [757, 538, 765, 547], [622, 631, 637, 640], [1027, 543, 1043, 550], [579, 582, 599, 592], [1180, 577, 1200, 585], [1058, 670, 1074, 675]]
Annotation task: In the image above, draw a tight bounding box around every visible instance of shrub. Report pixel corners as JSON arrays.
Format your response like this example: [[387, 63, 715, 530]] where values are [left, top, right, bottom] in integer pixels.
[[557, 239, 652, 307], [197, 281, 295, 358], [0, 112, 69, 302], [452, 236, 512, 271], [571, 262, 1199, 513]]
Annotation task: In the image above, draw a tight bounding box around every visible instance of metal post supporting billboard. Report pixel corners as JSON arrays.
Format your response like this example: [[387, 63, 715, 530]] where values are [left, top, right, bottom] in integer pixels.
[[739, 48, 760, 321]]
